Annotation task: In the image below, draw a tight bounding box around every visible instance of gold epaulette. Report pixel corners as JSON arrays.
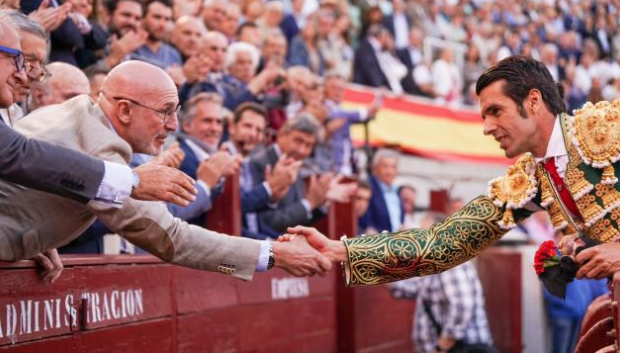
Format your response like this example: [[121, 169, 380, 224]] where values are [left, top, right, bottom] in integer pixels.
[[487, 153, 538, 229], [570, 99, 620, 185]]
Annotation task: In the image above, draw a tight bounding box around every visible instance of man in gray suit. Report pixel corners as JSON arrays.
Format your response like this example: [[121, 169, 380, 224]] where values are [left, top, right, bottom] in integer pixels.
[[1, 59, 330, 281], [250, 113, 332, 238], [0, 16, 198, 281]]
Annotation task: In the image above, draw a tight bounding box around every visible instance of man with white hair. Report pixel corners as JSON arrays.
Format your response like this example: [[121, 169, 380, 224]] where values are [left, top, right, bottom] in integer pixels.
[[225, 41, 260, 84], [29, 62, 91, 111], [0, 10, 47, 121], [1, 60, 332, 280], [179, 31, 283, 111]]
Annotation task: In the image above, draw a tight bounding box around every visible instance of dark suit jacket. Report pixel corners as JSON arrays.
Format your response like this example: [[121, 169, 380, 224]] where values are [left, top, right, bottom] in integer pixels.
[[383, 13, 410, 43], [279, 14, 300, 44], [0, 117, 104, 204], [360, 176, 404, 233], [353, 38, 391, 89], [395, 48, 429, 97], [250, 145, 325, 236]]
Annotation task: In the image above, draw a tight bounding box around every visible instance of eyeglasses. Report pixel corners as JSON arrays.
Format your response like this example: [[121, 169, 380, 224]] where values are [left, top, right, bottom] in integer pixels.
[[110, 94, 181, 124], [25, 60, 51, 83], [0, 45, 26, 72]]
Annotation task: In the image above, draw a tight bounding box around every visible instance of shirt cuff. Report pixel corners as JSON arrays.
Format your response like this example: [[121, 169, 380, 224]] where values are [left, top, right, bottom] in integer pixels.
[[197, 180, 211, 197], [301, 198, 313, 220], [255, 241, 271, 272], [94, 161, 133, 208], [262, 181, 273, 198]]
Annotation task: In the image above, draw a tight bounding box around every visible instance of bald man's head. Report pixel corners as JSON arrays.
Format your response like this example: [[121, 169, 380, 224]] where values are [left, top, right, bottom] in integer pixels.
[[99, 61, 179, 155], [30, 62, 91, 110], [171, 16, 206, 57], [201, 31, 227, 72]]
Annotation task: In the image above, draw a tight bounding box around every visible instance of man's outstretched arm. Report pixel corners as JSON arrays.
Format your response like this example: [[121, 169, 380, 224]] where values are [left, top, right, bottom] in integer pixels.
[[285, 196, 532, 287], [0, 123, 197, 205]]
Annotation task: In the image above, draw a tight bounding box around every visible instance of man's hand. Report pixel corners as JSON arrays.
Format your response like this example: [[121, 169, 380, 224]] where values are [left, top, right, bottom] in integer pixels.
[[575, 243, 620, 279], [280, 226, 348, 263], [247, 67, 285, 95], [266, 155, 302, 201], [131, 164, 197, 206], [305, 174, 332, 209], [29, 0, 71, 32], [271, 235, 332, 276], [196, 151, 238, 188], [326, 175, 357, 203], [183, 55, 211, 84], [106, 30, 148, 69], [33, 249, 63, 284], [150, 141, 185, 168]]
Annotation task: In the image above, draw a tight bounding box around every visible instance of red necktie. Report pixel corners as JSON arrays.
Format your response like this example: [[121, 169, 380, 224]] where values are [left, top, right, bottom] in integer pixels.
[[543, 158, 582, 220]]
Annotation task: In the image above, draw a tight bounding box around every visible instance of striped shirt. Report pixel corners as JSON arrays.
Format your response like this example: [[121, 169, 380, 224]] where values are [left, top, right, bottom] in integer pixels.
[[392, 262, 493, 352]]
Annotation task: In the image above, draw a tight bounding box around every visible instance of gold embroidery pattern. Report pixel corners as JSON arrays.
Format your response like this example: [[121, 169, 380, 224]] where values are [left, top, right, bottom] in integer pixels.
[[344, 196, 510, 287], [488, 153, 538, 229], [565, 167, 593, 201], [570, 100, 620, 185]]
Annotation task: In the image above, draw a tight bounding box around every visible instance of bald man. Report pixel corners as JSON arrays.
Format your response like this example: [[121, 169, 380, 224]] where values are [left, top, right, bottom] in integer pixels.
[[0, 60, 330, 280], [29, 62, 91, 111], [171, 15, 205, 59]]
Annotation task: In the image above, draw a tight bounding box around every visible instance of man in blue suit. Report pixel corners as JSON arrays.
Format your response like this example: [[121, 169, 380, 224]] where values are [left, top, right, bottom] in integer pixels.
[[177, 92, 240, 226], [361, 149, 404, 233], [382, 0, 411, 50], [222, 102, 301, 240]]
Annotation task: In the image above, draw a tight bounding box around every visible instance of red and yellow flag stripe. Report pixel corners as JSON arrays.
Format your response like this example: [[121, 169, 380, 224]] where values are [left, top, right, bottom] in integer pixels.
[[343, 85, 511, 165]]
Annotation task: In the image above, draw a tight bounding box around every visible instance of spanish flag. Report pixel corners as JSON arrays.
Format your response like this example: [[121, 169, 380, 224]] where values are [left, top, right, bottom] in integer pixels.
[[343, 85, 511, 165]]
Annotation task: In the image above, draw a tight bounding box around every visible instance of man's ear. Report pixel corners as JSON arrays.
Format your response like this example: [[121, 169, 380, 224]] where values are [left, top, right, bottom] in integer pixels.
[[528, 88, 542, 114], [31, 85, 46, 107], [116, 101, 133, 124]]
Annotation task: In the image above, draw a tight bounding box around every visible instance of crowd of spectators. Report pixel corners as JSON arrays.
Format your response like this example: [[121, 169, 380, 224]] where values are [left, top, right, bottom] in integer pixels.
[[1, 0, 620, 251]]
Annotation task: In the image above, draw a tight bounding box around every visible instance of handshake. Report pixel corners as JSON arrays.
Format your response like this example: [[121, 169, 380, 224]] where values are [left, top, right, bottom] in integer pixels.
[[270, 226, 349, 277]]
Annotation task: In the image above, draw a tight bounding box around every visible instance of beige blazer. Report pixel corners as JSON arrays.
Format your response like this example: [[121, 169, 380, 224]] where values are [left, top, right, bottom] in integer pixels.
[[0, 96, 261, 280]]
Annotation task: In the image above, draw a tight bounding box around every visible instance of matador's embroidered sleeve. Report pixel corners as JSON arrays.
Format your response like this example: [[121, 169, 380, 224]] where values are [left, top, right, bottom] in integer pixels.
[[342, 154, 539, 287]]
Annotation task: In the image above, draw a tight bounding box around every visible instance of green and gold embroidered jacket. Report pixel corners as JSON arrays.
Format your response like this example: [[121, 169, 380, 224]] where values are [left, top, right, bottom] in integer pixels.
[[342, 100, 620, 287]]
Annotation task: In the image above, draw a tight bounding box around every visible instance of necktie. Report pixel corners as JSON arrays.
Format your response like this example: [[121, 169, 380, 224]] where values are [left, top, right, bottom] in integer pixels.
[[543, 158, 582, 220]]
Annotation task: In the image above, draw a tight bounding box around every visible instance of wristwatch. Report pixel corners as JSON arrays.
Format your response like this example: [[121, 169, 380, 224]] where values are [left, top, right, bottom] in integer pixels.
[[131, 170, 140, 191], [267, 244, 276, 270]]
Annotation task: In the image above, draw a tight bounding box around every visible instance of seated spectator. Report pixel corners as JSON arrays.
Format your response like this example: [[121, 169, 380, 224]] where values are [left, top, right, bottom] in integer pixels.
[[279, 0, 304, 44], [0, 10, 47, 122], [65, 0, 108, 68], [223, 102, 301, 239], [431, 48, 462, 104], [395, 27, 427, 97], [355, 180, 377, 235], [288, 13, 325, 75], [251, 113, 331, 237], [171, 15, 207, 61], [133, 0, 183, 70], [84, 0, 146, 75], [179, 31, 281, 111], [29, 62, 91, 111], [177, 92, 241, 226], [257, 0, 284, 38], [323, 72, 379, 175], [353, 24, 391, 89], [284, 66, 313, 124], [376, 31, 407, 95], [399, 185, 421, 229], [220, 3, 241, 42], [225, 42, 260, 85], [236, 21, 263, 49], [257, 28, 289, 73], [201, 0, 226, 32], [173, 0, 201, 19], [360, 148, 404, 233]]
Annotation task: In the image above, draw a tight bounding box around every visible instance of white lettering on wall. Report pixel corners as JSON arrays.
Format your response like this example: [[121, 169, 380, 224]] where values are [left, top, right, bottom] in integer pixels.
[[0, 287, 144, 341], [271, 278, 310, 300]]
